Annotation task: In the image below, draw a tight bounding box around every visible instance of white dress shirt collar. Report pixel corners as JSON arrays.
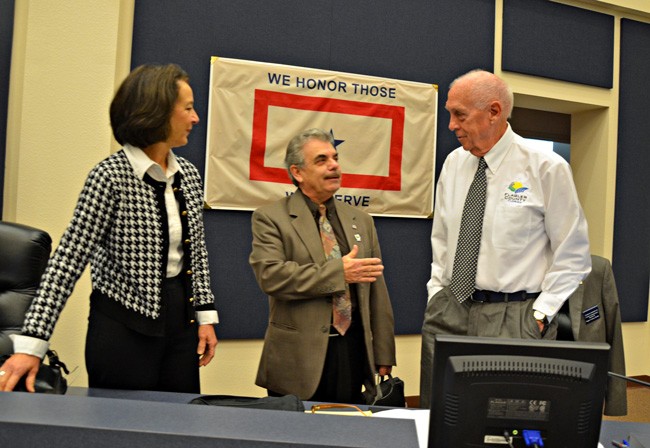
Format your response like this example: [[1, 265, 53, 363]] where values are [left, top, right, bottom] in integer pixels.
[[483, 123, 515, 174], [123, 143, 182, 180]]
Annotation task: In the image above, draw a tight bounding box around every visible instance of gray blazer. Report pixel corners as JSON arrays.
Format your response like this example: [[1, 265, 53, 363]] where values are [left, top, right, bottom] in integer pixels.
[[249, 192, 396, 399], [566, 255, 627, 416]]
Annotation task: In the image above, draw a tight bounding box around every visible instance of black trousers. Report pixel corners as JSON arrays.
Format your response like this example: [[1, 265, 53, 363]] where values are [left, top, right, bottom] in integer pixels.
[[309, 321, 366, 404], [85, 276, 200, 393]]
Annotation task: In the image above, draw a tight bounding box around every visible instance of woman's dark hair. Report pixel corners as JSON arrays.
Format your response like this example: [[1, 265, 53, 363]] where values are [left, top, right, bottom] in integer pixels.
[[110, 64, 189, 148]]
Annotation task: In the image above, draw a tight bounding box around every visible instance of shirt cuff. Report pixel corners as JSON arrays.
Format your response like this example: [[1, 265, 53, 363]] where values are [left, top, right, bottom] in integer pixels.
[[9, 334, 50, 358], [532, 294, 564, 323], [196, 310, 219, 325], [427, 285, 444, 303]]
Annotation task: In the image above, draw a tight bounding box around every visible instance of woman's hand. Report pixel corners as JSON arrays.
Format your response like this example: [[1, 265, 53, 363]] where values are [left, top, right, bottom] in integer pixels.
[[0, 353, 41, 392], [197, 324, 218, 367]]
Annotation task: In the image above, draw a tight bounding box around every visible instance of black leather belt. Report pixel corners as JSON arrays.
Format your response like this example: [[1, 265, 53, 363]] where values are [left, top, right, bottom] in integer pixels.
[[469, 290, 540, 303]]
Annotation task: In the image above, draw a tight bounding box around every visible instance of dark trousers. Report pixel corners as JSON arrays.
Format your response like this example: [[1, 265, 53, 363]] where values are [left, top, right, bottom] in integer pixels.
[[310, 321, 366, 404], [85, 276, 200, 393], [268, 322, 366, 403]]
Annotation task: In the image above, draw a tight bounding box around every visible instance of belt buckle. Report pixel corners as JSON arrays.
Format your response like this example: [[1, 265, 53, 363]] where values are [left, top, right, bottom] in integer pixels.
[[469, 292, 486, 303]]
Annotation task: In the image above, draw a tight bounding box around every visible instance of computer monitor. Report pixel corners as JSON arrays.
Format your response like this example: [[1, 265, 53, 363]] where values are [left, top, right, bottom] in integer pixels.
[[429, 334, 610, 447]]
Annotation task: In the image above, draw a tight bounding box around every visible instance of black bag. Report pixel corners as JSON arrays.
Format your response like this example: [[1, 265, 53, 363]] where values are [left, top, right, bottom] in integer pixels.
[[0, 350, 69, 394], [189, 394, 305, 412], [363, 374, 406, 407]]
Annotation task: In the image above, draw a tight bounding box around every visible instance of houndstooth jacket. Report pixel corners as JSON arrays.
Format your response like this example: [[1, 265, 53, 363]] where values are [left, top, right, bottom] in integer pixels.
[[21, 150, 215, 340]]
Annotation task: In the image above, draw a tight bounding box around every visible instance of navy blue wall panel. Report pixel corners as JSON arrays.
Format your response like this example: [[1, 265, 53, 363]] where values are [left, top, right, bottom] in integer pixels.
[[131, 0, 494, 338], [0, 0, 16, 219], [502, 0, 614, 88], [613, 19, 650, 322]]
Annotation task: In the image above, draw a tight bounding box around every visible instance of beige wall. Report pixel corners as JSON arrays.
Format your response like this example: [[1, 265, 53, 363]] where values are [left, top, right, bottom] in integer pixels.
[[3, 0, 649, 397]]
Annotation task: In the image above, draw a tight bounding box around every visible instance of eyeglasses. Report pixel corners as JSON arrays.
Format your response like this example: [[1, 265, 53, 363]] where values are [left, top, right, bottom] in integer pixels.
[[310, 403, 371, 417]]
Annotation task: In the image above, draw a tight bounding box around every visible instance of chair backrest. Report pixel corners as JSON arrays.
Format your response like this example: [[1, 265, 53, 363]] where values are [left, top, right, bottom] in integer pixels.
[[556, 300, 574, 341], [0, 221, 52, 355], [556, 254, 627, 416]]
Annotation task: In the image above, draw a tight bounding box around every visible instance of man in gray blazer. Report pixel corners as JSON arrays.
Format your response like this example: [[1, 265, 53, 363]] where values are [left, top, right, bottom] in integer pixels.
[[249, 128, 396, 403]]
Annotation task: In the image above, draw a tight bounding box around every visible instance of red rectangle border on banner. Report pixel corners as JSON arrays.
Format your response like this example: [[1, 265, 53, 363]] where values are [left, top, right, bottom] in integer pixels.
[[250, 89, 405, 191]]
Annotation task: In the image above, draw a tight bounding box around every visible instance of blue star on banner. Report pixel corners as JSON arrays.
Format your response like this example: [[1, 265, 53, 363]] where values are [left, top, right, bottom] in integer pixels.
[[330, 129, 345, 149]]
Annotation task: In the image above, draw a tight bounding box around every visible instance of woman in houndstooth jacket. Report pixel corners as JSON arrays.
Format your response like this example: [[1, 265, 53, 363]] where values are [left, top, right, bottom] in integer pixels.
[[0, 64, 219, 393]]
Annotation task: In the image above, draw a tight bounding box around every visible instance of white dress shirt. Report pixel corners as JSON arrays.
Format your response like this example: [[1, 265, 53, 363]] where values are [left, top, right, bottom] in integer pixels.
[[124, 144, 184, 278], [427, 124, 591, 318]]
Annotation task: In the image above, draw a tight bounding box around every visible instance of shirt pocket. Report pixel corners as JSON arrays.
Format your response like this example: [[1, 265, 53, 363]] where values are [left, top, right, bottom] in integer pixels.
[[491, 204, 533, 250]]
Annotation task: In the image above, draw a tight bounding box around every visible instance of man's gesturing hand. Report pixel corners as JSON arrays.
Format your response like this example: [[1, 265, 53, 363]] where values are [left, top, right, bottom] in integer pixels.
[[342, 244, 384, 283]]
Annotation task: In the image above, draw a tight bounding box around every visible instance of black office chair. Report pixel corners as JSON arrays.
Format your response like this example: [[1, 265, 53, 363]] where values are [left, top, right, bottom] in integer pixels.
[[0, 221, 52, 356], [555, 301, 574, 341]]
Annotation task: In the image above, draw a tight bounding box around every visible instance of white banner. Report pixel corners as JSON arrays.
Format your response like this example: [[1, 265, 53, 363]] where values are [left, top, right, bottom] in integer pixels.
[[204, 57, 437, 217]]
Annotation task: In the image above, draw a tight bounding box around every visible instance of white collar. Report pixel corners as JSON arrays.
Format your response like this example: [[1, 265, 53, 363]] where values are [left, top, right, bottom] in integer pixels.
[[483, 123, 515, 173], [123, 143, 181, 181]]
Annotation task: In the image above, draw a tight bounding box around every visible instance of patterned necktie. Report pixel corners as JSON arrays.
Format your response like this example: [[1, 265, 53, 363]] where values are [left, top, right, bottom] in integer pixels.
[[319, 204, 352, 335], [449, 157, 488, 303]]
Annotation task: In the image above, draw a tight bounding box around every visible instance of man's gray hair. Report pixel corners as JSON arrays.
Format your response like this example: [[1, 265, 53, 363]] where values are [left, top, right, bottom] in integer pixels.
[[285, 128, 335, 186]]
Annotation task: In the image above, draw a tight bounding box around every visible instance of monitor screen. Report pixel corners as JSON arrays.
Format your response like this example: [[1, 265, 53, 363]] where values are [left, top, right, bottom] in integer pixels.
[[429, 334, 610, 447]]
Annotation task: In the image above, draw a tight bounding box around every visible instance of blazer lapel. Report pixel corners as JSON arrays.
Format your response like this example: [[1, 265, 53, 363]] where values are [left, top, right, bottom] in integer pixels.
[[288, 192, 326, 264], [335, 202, 371, 303], [335, 202, 360, 253]]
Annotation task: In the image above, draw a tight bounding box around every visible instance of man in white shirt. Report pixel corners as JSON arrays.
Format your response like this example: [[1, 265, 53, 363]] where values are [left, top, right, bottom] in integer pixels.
[[419, 70, 591, 408]]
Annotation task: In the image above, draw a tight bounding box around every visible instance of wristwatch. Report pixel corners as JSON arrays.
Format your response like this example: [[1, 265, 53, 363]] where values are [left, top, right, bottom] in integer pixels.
[[533, 310, 548, 324], [533, 310, 549, 336]]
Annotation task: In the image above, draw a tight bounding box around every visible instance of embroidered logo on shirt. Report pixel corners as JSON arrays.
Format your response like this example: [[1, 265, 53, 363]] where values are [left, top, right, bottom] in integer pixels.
[[508, 181, 529, 194], [504, 181, 529, 204]]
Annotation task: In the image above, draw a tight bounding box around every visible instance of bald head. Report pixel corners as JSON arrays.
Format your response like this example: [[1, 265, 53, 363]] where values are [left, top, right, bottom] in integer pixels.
[[445, 70, 513, 157], [450, 70, 514, 119]]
